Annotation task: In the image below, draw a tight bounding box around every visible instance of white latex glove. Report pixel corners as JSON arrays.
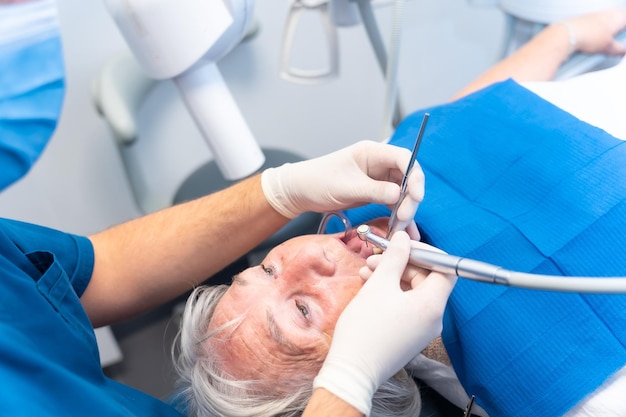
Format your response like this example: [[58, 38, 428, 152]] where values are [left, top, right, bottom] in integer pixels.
[[261, 140, 424, 219], [312, 232, 457, 416]]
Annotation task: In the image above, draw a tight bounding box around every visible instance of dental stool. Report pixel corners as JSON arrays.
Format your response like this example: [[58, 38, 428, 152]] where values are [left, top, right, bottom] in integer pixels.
[[92, 52, 321, 279]]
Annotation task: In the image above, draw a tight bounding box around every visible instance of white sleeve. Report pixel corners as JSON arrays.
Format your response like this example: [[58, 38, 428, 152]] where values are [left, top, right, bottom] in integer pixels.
[[522, 56, 626, 141]]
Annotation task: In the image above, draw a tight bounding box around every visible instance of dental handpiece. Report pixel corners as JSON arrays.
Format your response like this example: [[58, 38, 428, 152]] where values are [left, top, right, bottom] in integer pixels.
[[358, 224, 511, 285], [356, 224, 626, 293]]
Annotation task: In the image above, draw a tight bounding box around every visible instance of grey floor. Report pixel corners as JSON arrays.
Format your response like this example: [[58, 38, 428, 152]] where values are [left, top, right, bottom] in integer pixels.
[[105, 303, 182, 401]]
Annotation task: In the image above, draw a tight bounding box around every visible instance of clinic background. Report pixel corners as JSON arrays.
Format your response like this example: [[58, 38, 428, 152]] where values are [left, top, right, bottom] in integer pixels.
[[0, 0, 505, 233], [0, 0, 505, 400]]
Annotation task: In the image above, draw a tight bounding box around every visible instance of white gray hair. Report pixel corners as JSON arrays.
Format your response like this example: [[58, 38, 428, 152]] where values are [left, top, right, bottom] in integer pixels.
[[172, 285, 422, 417]]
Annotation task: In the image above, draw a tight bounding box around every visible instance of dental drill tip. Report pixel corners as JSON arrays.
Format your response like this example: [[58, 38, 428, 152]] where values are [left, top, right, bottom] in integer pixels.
[[356, 224, 371, 241]]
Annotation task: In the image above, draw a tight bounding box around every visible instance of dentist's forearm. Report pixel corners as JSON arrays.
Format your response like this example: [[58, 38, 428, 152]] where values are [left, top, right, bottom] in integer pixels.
[[83, 174, 289, 327]]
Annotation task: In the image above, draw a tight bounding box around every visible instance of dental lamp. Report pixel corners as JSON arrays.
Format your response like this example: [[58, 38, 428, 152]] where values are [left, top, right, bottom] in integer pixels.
[[103, 0, 265, 180]]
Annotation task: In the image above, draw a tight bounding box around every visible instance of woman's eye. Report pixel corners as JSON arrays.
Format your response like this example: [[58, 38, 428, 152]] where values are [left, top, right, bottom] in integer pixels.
[[295, 301, 309, 319], [260, 264, 274, 276]]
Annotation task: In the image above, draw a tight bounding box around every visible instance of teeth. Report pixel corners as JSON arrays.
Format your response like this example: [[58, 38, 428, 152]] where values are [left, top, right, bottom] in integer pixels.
[[373, 247, 383, 255]]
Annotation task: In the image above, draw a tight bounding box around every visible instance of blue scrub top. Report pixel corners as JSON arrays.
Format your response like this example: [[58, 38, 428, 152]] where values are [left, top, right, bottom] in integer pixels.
[[337, 80, 626, 417], [0, 218, 183, 416]]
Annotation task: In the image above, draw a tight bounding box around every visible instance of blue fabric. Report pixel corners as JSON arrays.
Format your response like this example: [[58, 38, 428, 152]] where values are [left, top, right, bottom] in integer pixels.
[[0, 17, 65, 191], [0, 218, 182, 416], [338, 80, 626, 417]]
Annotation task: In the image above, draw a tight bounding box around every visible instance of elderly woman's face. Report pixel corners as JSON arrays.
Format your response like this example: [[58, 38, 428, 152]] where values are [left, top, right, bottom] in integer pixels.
[[206, 220, 388, 389]]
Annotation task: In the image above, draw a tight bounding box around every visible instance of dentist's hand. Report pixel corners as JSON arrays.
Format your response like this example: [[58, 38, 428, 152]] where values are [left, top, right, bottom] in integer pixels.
[[261, 140, 424, 220], [312, 232, 457, 416]]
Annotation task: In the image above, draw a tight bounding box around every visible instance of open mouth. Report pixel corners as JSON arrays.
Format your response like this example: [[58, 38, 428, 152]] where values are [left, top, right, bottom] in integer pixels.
[[340, 219, 388, 258]]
